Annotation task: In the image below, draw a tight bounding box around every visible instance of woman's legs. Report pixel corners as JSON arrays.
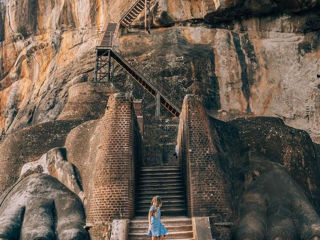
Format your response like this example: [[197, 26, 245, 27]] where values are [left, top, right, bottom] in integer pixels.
[[152, 237, 158, 240], [160, 236, 165, 240]]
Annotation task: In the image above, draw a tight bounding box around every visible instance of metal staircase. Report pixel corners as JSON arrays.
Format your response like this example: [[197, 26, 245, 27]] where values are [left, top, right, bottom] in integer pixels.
[[100, 23, 118, 47], [120, 0, 152, 28], [94, 1, 180, 117], [95, 47, 181, 117]]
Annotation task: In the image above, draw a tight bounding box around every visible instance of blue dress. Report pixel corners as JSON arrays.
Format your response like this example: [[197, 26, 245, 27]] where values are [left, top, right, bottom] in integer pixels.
[[147, 206, 168, 237]]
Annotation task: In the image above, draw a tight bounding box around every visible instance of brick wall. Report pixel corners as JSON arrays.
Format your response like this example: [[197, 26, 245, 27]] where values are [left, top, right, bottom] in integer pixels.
[[87, 93, 141, 239], [177, 94, 232, 222]]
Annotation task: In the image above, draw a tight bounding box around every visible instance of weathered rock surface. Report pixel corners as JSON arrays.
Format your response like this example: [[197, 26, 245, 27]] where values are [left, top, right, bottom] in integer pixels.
[[177, 94, 320, 239], [0, 120, 82, 194], [0, 0, 319, 143], [170, 0, 320, 23], [117, 16, 320, 143], [20, 147, 85, 201], [235, 155, 320, 240], [57, 82, 115, 121], [0, 173, 89, 240], [0, 92, 133, 239], [231, 116, 320, 208], [0, 0, 319, 239], [229, 116, 320, 217]]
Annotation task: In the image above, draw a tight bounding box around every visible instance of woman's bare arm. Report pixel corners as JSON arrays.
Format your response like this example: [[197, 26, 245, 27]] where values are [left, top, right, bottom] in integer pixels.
[[148, 209, 153, 230]]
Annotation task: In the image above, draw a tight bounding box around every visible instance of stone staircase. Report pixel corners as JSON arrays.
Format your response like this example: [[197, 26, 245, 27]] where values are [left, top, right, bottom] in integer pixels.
[[129, 216, 194, 240], [135, 166, 186, 216], [128, 166, 194, 239]]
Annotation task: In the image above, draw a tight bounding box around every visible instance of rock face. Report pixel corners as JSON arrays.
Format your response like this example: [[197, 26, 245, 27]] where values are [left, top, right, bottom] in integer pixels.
[[0, 0, 320, 239], [1, 92, 319, 239], [0, 119, 82, 193], [0, 173, 89, 240], [169, 0, 320, 22], [0, 0, 319, 143], [20, 147, 85, 201], [118, 16, 320, 142], [231, 117, 320, 207], [177, 94, 320, 239], [234, 156, 320, 240], [0, 92, 140, 239]]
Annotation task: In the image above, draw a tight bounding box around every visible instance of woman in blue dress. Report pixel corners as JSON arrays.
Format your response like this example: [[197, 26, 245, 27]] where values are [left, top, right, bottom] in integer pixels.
[[148, 196, 168, 239]]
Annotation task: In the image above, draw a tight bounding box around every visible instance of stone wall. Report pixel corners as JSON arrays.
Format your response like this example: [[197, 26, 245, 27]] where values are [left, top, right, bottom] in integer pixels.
[[87, 93, 141, 239], [143, 117, 179, 166], [177, 94, 232, 220]]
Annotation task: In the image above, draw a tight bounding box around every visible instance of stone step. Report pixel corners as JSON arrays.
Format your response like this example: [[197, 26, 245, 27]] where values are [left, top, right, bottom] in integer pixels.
[[136, 209, 186, 216], [139, 176, 182, 181], [137, 195, 185, 201], [136, 207, 187, 214], [129, 237, 194, 240], [136, 206, 186, 212], [139, 179, 183, 184], [135, 208, 186, 216], [137, 185, 184, 191], [137, 199, 185, 204], [136, 204, 186, 212], [136, 197, 185, 203], [140, 172, 181, 177], [137, 189, 184, 195], [140, 166, 180, 172], [130, 225, 193, 234], [140, 174, 181, 178], [130, 216, 192, 227], [136, 202, 185, 208], [129, 231, 194, 239], [137, 192, 185, 199], [140, 167, 180, 171], [138, 182, 183, 187]]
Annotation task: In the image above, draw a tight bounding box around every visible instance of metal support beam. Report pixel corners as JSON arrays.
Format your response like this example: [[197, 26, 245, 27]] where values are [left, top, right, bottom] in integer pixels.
[[94, 54, 98, 82], [107, 50, 111, 82], [156, 91, 161, 118], [145, 0, 147, 31], [94, 48, 181, 117]]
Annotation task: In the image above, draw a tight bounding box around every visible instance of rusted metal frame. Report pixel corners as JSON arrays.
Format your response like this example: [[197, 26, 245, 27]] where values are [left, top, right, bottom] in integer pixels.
[[95, 49, 112, 82], [156, 91, 161, 118], [145, 0, 147, 30], [120, 0, 144, 27], [107, 50, 111, 82], [101, 32, 113, 47], [109, 50, 181, 117]]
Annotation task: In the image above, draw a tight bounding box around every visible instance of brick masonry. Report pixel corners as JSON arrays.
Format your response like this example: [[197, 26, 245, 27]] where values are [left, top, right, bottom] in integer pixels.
[[87, 93, 141, 239], [177, 94, 232, 237]]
